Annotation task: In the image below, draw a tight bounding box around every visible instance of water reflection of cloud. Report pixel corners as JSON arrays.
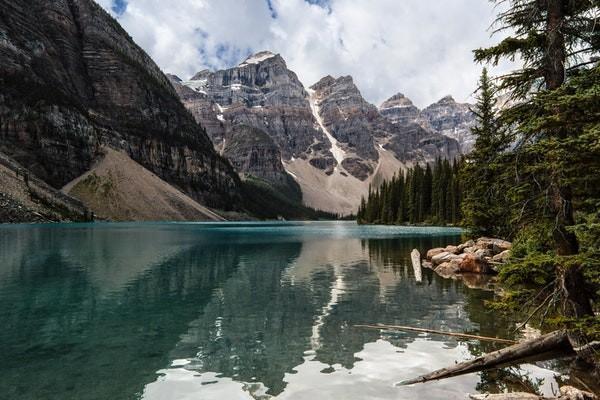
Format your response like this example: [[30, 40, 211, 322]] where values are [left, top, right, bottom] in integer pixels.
[[143, 339, 561, 400]]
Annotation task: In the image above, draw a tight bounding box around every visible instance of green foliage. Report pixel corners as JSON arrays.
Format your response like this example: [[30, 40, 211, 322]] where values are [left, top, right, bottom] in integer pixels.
[[357, 159, 462, 225]]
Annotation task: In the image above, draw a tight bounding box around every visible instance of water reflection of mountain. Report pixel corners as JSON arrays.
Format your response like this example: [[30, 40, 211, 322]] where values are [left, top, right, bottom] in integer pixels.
[[0, 225, 268, 400], [165, 235, 493, 397], [0, 223, 521, 400]]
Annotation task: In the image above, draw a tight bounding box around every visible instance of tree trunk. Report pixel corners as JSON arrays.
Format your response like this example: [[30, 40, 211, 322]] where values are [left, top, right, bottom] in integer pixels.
[[411, 249, 422, 283], [544, 1, 591, 316], [558, 264, 594, 318]]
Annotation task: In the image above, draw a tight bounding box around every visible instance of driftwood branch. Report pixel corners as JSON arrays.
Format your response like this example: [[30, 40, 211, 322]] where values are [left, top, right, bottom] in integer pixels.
[[354, 324, 517, 344], [411, 249, 422, 283], [399, 330, 575, 385]]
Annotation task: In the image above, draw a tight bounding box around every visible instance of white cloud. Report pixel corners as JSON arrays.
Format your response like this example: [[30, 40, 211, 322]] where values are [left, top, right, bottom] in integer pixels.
[[100, 0, 512, 108]]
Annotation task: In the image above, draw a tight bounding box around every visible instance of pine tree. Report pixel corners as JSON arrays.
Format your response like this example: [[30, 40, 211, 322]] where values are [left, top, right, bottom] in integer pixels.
[[461, 68, 509, 236]]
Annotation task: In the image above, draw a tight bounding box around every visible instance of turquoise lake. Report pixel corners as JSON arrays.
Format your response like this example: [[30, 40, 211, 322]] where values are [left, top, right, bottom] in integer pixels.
[[0, 221, 564, 399]]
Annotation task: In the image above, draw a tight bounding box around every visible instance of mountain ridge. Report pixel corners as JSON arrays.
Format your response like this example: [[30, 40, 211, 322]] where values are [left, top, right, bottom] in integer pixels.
[[169, 51, 469, 214]]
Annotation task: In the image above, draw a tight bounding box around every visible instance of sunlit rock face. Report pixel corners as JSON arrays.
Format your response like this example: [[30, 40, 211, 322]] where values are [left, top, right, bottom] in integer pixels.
[[0, 0, 240, 209], [310, 75, 379, 161], [170, 51, 334, 163]]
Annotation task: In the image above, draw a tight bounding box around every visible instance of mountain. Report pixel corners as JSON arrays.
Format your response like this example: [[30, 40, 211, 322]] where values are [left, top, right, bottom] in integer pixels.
[[380, 93, 476, 153], [171, 52, 465, 214], [420, 96, 476, 153], [0, 1, 473, 220], [0, 0, 240, 216]]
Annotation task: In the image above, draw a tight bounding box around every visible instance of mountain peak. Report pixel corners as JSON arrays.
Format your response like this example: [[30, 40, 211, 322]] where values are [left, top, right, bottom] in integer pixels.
[[438, 95, 456, 104], [239, 51, 280, 67], [380, 93, 416, 110], [190, 69, 211, 81], [310, 75, 336, 91]]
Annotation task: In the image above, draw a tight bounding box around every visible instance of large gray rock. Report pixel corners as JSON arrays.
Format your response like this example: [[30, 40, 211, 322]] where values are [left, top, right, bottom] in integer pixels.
[[431, 251, 465, 266]]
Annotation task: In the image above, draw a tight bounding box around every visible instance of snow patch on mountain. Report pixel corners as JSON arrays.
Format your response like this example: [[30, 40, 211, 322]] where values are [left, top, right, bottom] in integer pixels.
[[307, 89, 346, 167], [239, 51, 277, 67]]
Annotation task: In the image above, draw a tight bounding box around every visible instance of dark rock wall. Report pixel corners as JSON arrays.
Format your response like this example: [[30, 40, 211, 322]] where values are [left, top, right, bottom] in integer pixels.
[[0, 0, 240, 209]]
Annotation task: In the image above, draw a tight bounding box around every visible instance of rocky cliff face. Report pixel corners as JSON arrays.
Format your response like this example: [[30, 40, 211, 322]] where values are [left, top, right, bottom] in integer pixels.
[[420, 96, 475, 153], [312, 77, 460, 167], [0, 0, 240, 209], [309, 76, 379, 162], [222, 125, 290, 186], [379, 93, 476, 154], [170, 52, 333, 162], [378, 93, 421, 126]]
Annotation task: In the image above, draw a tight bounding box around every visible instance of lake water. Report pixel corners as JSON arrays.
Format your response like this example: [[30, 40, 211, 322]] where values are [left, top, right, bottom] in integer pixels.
[[0, 222, 564, 399]]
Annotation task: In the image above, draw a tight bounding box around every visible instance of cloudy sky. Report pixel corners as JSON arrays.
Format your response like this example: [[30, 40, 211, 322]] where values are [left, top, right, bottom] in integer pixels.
[[96, 0, 510, 108]]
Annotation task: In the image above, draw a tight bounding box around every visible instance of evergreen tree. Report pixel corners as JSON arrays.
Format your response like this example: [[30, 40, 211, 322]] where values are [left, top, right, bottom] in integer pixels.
[[475, 1, 599, 318], [461, 68, 509, 237]]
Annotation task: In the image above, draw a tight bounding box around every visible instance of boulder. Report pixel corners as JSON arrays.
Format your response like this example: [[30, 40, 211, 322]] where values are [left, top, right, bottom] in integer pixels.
[[426, 248, 446, 261], [475, 248, 493, 259], [463, 246, 477, 254], [457, 240, 475, 253], [459, 254, 493, 274], [476, 237, 512, 253], [445, 245, 460, 254], [435, 260, 461, 279], [431, 251, 454, 265], [492, 250, 511, 263], [422, 261, 433, 270], [431, 252, 465, 266]]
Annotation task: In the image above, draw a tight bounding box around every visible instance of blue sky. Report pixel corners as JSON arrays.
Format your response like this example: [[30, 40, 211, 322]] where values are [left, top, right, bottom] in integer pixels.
[[97, 0, 510, 107]]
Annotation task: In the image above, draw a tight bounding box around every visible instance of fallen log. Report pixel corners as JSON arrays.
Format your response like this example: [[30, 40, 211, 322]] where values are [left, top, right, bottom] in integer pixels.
[[411, 249, 422, 283], [468, 385, 598, 400], [469, 393, 543, 400], [354, 324, 516, 344], [399, 330, 575, 385]]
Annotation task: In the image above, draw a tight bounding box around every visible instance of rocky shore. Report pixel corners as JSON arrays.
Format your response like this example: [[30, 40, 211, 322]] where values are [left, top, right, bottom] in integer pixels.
[[423, 237, 512, 279]]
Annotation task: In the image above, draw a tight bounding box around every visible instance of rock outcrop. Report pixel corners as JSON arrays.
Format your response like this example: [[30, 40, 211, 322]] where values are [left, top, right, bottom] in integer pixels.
[[420, 95, 476, 153], [0, 152, 91, 222], [0, 0, 240, 213]]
